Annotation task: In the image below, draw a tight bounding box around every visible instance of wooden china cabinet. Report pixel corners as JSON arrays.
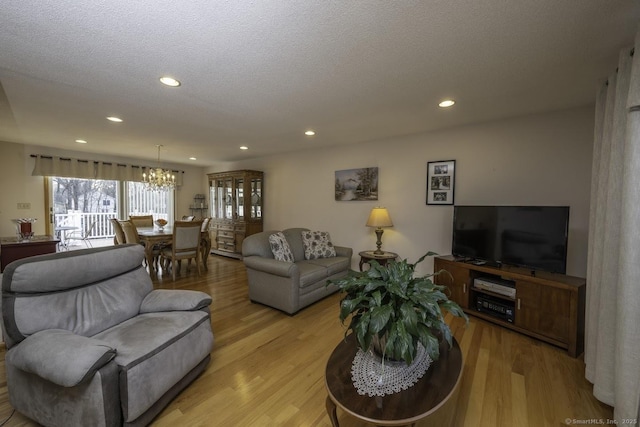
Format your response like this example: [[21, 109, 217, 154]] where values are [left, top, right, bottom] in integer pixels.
[[207, 170, 263, 259]]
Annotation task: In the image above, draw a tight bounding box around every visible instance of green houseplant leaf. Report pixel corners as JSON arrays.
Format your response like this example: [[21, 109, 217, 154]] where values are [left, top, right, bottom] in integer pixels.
[[329, 252, 468, 364]]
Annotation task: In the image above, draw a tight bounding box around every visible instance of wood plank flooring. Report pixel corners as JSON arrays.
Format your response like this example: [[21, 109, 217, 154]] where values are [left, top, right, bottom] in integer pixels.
[[0, 255, 611, 426]]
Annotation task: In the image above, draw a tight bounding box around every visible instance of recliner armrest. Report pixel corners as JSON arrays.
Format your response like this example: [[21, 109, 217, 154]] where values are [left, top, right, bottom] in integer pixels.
[[140, 289, 212, 313], [243, 256, 298, 277], [6, 329, 116, 387]]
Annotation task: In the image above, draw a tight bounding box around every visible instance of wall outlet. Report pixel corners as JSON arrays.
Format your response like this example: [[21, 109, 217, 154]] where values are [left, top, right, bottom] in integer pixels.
[[17, 202, 31, 210]]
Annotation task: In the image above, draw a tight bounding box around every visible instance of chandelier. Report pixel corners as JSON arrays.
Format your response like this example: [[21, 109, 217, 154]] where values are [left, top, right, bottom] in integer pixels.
[[142, 145, 175, 191]]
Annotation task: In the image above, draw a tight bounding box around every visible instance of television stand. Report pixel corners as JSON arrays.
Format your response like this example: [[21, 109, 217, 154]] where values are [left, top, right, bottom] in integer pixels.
[[434, 255, 585, 357]]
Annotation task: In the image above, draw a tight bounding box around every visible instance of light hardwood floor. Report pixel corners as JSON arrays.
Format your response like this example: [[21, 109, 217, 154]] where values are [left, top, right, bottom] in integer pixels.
[[0, 255, 611, 426]]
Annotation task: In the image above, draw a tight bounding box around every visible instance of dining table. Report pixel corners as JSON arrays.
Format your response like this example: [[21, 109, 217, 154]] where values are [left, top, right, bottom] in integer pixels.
[[137, 226, 173, 276], [137, 226, 212, 276]]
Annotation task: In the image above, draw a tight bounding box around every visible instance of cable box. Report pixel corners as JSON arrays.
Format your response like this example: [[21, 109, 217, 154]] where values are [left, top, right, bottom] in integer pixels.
[[473, 277, 516, 298]]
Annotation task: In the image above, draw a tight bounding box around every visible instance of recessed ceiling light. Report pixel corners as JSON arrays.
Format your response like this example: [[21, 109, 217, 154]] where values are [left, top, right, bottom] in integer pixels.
[[106, 116, 123, 122], [240, 146, 249, 150], [438, 99, 455, 108], [305, 130, 315, 136], [189, 157, 197, 160], [160, 76, 181, 87], [75, 139, 87, 144]]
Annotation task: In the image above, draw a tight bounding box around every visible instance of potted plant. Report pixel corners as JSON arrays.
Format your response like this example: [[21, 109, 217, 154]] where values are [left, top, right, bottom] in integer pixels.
[[330, 252, 468, 364]]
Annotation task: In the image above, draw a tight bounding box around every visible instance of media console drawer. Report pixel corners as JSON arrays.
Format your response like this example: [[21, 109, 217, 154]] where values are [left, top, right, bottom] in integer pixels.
[[434, 255, 585, 357]]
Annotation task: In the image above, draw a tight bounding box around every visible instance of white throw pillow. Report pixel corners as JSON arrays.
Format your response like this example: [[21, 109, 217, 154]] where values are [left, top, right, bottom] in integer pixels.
[[269, 232, 294, 262], [301, 231, 337, 260]]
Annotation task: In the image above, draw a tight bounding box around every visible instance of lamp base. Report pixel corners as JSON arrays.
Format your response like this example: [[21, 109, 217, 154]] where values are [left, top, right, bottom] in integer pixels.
[[374, 228, 384, 254]]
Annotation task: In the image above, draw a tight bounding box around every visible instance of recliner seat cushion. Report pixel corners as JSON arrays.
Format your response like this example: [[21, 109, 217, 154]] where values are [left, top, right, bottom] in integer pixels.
[[92, 311, 214, 422]]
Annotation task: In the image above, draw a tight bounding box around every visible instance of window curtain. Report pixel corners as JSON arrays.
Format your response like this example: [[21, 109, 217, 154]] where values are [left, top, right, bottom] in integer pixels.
[[585, 26, 640, 422], [32, 155, 184, 185], [32, 155, 95, 179]]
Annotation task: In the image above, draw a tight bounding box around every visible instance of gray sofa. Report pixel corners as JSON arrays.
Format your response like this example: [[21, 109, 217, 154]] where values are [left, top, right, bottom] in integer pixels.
[[242, 228, 353, 314], [1, 245, 214, 427]]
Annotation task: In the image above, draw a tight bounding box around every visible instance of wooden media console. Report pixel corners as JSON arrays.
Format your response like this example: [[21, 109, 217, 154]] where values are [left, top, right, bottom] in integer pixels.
[[434, 255, 585, 357]]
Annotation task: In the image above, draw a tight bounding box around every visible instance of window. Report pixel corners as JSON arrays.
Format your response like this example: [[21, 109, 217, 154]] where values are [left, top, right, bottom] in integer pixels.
[[47, 177, 174, 243], [126, 181, 172, 221]]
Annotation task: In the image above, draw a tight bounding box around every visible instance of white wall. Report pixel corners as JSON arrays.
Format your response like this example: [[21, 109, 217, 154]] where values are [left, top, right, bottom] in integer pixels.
[[208, 107, 594, 277], [0, 141, 47, 237], [1, 106, 594, 277], [0, 140, 207, 237]]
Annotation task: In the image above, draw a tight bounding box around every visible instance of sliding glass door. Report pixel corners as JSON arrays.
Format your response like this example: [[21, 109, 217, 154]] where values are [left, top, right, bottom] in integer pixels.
[[47, 177, 174, 245]]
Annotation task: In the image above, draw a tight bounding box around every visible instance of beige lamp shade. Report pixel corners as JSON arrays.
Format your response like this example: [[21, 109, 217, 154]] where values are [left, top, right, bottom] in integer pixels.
[[366, 207, 393, 254], [366, 207, 393, 228]]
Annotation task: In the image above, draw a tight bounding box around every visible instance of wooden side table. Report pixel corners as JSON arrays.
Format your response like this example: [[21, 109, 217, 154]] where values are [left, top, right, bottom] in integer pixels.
[[1, 235, 60, 272], [325, 334, 463, 426], [358, 250, 398, 271]]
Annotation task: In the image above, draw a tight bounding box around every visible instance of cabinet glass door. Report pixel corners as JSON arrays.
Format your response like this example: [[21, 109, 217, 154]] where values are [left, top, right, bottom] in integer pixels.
[[209, 184, 216, 218], [211, 178, 233, 219], [236, 178, 244, 219], [223, 178, 233, 219], [215, 180, 225, 219], [250, 178, 262, 219]]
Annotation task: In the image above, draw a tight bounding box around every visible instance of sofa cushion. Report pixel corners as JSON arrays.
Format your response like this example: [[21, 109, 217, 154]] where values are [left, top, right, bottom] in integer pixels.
[[297, 261, 330, 288], [6, 329, 116, 387], [282, 228, 309, 261], [307, 256, 351, 275], [301, 231, 337, 260], [92, 311, 213, 422], [268, 232, 294, 262]]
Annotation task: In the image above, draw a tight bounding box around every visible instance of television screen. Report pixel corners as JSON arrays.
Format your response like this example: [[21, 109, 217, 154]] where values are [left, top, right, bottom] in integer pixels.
[[452, 206, 569, 274]]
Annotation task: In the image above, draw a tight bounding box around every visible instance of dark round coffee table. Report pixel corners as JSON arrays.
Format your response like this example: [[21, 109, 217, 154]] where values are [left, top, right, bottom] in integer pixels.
[[324, 333, 463, 426]]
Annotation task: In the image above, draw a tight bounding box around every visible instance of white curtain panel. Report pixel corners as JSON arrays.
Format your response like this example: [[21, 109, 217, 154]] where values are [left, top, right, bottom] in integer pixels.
[[585, 26, 640, 421]]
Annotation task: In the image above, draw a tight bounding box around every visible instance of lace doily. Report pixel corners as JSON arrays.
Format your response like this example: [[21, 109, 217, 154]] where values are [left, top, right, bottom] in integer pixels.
[[351, 345, 432, 397]]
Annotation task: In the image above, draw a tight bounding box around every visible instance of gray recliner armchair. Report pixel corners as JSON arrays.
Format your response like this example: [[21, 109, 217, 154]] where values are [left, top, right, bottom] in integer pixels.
[[1, 244, 214, 427]]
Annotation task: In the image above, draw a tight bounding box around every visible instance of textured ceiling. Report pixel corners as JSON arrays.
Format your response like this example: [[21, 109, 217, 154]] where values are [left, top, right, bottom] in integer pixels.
[[1, 1, 639, 166]]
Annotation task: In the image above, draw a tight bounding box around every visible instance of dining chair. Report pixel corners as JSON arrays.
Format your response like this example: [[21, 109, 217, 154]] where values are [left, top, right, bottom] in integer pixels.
[[110, 218, 126, 245], [200, 217, 212, 270], [118, 220, 140, 244], [181, 215, 195, 221], [120, 220, 161, 270], [160, 220, 204, 281], [66, 221, 97, 248], [129, 215, 154, 228]]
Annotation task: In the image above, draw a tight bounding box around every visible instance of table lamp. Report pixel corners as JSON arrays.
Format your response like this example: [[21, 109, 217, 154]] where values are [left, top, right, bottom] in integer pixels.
[[366, 207, 393, 254]]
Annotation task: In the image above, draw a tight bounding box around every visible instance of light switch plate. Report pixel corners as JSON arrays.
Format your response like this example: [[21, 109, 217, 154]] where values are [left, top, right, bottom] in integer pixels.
[[17, 202, 31, 209]]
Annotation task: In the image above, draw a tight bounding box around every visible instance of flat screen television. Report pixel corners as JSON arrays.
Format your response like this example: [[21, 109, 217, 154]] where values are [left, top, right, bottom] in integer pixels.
[[452, 205, 570, 274]]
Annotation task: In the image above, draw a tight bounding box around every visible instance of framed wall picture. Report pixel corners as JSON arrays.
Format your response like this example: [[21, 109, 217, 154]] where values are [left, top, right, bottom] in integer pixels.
[[335, 167, 378, 201], [426, 160, 455, 205]]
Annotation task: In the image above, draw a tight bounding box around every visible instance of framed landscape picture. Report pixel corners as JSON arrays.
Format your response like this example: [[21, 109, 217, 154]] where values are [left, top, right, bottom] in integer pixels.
[[335, 167, 378, 201], [426, 160, 455, 205]]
